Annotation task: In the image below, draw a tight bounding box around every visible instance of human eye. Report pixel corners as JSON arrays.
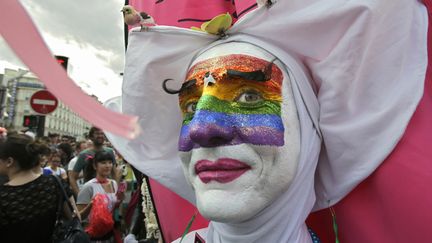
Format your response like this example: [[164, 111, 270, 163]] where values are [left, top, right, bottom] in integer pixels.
[[235, 90, 263, 105], [185, 101, 197, 113], [180, 100, 198, 125]]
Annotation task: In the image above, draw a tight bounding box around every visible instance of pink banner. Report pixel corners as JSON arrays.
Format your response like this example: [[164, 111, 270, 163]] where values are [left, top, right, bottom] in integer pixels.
[[0, 0, 138, 139], [130, 0, 257, 28], [149, 180, 209, 242]]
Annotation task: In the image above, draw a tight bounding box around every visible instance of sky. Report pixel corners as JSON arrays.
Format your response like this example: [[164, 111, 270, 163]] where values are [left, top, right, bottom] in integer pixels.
[[0, 0, 126, 102]]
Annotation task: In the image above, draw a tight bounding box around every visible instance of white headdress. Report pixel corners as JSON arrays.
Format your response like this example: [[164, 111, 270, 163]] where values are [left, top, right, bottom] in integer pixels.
[[106, 0, 427, 241]]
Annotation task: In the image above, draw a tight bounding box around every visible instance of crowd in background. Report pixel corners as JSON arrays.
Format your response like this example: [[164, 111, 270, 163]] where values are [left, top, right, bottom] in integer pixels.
[[0, 126, 160, 243]]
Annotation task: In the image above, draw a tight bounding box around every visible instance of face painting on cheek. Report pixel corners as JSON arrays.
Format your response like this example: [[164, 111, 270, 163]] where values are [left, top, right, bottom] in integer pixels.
[[178, 54, 284, 152]]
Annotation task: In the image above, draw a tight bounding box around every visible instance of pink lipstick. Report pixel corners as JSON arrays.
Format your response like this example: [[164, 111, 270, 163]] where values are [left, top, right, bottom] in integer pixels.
[[195, 158, 251, 183]]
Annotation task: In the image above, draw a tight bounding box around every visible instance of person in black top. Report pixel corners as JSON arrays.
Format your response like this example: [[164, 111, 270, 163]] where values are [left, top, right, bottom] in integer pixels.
[[0, 134, 78, 243], [57, 142, 74, 168]]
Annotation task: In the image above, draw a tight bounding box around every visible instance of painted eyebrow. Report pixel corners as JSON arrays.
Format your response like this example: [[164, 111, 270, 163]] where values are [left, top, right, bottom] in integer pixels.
[[226, 58, 276, 82], [162, 78, 197, 94], [226, 69, 269, 82]]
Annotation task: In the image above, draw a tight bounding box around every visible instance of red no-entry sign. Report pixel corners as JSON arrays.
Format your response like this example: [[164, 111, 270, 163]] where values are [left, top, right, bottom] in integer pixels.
[[30, 90, 58, 114]]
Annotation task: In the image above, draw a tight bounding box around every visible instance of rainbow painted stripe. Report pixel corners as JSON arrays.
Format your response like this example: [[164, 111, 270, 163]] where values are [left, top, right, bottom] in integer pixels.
[[179, 110, 284, 151], [183, 95, 281, 123], [178, 54, 285, 152]]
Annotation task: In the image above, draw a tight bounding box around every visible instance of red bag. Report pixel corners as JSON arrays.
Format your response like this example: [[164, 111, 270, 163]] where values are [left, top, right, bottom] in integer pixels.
[[85, 194, 114, 238]]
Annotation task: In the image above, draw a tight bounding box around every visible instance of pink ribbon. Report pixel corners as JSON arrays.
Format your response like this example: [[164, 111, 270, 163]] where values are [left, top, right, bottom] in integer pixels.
[[0, 0, 138, 139]]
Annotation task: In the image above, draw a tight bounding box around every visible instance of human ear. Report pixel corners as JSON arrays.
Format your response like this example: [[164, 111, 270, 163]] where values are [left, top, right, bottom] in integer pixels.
[[6, 157, 14, 168]]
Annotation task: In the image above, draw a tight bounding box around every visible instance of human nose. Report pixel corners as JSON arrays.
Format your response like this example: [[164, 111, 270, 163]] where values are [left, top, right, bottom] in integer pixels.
[[188, 111, 235, 148]]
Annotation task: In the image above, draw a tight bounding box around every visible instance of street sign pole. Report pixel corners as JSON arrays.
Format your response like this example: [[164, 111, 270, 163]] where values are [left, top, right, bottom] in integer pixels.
[[29, 90, 58, 137], [36, 115, 45, 137]]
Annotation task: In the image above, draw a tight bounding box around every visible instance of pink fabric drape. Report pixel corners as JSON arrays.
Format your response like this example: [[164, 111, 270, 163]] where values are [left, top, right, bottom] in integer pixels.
[[0, 0, 139, 139], [149, 180, 209, 242], [130, 0, 257, 28]]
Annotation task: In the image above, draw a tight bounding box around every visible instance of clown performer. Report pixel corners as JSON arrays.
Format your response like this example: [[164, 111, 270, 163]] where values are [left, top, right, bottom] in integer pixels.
[[103, 0, 430, 242], [1, 0, 431, 243]]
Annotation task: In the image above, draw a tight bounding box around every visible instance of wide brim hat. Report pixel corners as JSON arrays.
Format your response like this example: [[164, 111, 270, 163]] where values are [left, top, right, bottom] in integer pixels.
[[105, 0, 427, 209]]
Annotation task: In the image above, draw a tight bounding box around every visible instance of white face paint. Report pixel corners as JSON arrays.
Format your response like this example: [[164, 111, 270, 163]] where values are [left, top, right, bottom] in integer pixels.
[[179, 43, 300, 223]]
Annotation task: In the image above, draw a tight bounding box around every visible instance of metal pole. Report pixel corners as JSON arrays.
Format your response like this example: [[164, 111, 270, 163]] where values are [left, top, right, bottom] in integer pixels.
[[36, 115, 45, 137]]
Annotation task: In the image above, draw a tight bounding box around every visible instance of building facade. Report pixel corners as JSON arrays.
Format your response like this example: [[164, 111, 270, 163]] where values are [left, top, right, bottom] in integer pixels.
[[1, 68, 92, 139]]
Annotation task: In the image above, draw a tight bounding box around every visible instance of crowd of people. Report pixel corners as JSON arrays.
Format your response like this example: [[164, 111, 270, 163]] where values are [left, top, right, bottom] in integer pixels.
[[0, 126, 158, 243]]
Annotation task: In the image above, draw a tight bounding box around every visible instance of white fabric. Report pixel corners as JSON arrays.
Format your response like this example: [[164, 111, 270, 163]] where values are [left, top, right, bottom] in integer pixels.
[[106, 27, 216, 203], [231, 0, 428, 208], [167, 42, 320, 242], [107, 39, 321, 242], [105, 0, 428, 242]]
